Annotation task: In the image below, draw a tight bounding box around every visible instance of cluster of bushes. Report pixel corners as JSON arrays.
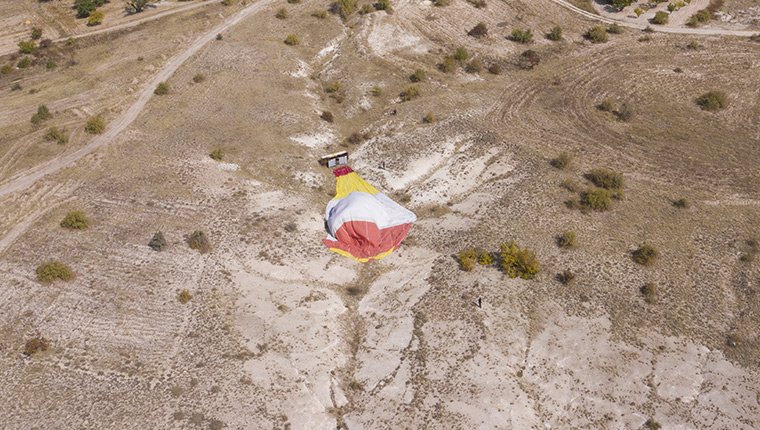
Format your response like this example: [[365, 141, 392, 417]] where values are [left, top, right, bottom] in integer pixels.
[[125, 0, 151, 14], [331, 0, 357, 19], [596, 98, 634, 121], [30, 105, 52, 126], [563, 167, 625, 212], [45, 127, 68, 145], [439, 47, 481, 74], [457, 242, 540, 280], [75, 0, 106, 18]]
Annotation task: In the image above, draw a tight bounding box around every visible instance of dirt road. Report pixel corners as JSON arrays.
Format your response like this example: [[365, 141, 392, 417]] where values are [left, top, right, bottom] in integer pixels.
[[0, 0, 223, 57], [0, 0, 272, 200], [550, 0, 759, 36]]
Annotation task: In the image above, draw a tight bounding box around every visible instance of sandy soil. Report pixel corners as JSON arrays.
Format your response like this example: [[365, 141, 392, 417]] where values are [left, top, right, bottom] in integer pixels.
[[1, 0, 759, 429]]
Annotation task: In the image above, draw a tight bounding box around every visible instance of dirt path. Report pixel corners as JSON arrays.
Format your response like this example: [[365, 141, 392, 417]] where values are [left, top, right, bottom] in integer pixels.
[[0, 0, 223, 57], [0, 0, 272, 200], [550, 0, 759, 36]]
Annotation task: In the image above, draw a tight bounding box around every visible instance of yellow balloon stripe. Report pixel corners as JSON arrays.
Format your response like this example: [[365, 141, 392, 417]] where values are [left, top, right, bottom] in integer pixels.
[[335, 172, 380, 199]]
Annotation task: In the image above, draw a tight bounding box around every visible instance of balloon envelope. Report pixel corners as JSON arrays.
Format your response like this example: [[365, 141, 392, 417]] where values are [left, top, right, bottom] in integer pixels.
[[323, 166, 416, 262]]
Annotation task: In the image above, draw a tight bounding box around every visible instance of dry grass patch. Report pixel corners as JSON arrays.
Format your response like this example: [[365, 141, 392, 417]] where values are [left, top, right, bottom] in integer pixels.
[[36, 261, 74, 283]]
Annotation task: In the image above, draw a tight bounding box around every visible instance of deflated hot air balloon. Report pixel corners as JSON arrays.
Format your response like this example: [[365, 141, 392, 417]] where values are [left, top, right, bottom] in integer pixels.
[[323, 166, 416, 262]]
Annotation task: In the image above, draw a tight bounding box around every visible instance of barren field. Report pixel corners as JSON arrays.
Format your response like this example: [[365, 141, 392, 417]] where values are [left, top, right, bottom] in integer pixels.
[[1, 0, 759, 429]]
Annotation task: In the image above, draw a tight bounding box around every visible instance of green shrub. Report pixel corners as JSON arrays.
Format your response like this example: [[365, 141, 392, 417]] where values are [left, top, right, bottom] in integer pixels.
[[644, 418, 662, 430], [652, 11, 669, 25], [546, 26, 563, 41], [370, 86, 382, 96], [178, 289, 193, 304], [550, 152, 572, 169], [193, 73, 206, 83], [580, 187, 612, 211], [24, 336, 50, 356], [85, 115, 106, 134], [499, 241, 540, 280], [87, 11, 104, 26], [556, 231, 577, 249], [607, 23, 624, 34], [209, 148, 224, 161], [154, 82, 170, 95], [31, 27, 43, 40], [458, 248, 477, 271], [557, 269, 575, 285], [468, 22, 488, 38], [331, 0, 357, 19], [510, 28, 533, 43], [440, 56, 457, 73], [409, 69, 425, 83], [46, 60, 57, 70], [44, 127, 68, 145], [696, 91, 728, 111], [616, 102, 634, 122], [632, 244, 659, 266], [478, 250, 492, 265], [640, 282, 658, 304], [187, 230, 211, 253], [31, 105, 52, 126], [0, 64, 11, 75], [60, 211, 89, 229], [149, 231, 167, 251], [18, 40, 36, 54], [284, 34, 300, 46], [36, 261, 74, 283], [687, 9, 711, 27], [400, 86, 420, 102], [276, 8, 288, 19], [216, 33, 223, 40], [17, 56, 32, 69], [374, 0, 392, 12], [585, 26, 608, 43], [465, 58, 483, 73], [453, 47, 468, 61], [597, 98, 615, 112], [585, 168, 624, 191]]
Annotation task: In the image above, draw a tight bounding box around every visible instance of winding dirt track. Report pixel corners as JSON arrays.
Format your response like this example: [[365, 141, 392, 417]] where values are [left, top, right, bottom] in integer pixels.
[[0, 0, 272, 200], [550, 0, 759, 36]]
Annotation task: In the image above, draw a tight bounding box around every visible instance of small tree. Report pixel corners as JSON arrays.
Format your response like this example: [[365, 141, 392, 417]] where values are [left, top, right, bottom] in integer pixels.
[[31, 105, 52, 126], [85, 115, 106, 134], [500, 241, 540, 280], [125, 0, 150, 14], [149, 231, 167, 251], [652, 11, 669, 25], [585, 26, 608, 43], [36, 261, 74, 283], [154, 82, 170, 95], [510, 28, 533, 43], [546, 26, 562, 41]]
